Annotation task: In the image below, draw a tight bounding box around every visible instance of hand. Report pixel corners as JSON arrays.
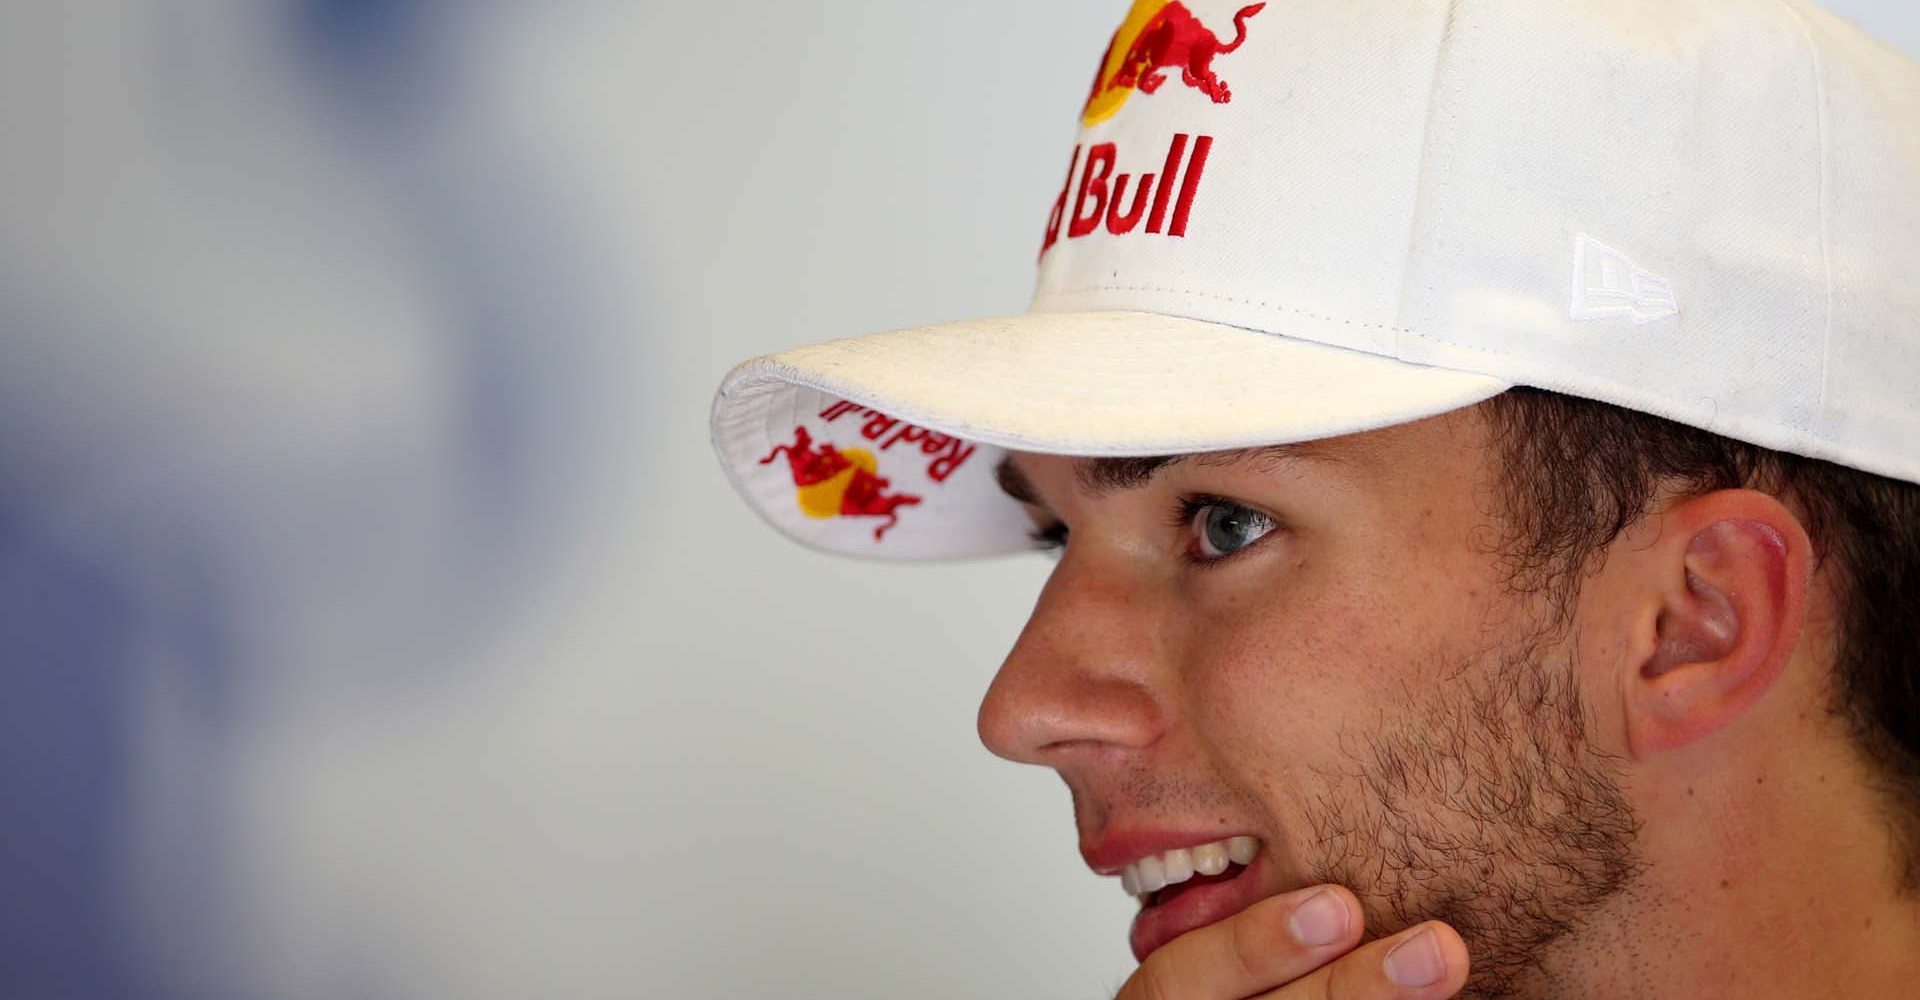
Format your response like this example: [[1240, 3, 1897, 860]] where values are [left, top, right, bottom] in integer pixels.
[[1113, 884, 1469, 1000]]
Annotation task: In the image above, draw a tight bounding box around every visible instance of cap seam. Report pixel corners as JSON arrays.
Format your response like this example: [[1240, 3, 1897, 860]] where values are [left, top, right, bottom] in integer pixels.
[[1396, 0, 1473, 356], [1043, 284, 1420, 336], [1770, 0, 1836, 415]]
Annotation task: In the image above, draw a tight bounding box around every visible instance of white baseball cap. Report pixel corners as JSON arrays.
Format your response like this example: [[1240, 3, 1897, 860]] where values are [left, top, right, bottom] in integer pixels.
[[711, 0, 1920, 560]]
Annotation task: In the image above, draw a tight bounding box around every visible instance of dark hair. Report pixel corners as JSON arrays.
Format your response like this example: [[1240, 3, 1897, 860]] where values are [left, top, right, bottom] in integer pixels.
[[1479, 387, 1920, 894]]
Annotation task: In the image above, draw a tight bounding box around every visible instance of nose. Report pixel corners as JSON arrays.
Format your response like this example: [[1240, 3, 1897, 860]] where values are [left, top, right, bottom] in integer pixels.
[[976, 545, 1169, 767]]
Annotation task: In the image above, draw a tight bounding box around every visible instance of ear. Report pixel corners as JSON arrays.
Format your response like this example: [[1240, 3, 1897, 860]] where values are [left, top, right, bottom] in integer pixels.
[[1623, 490, 1814, 757]]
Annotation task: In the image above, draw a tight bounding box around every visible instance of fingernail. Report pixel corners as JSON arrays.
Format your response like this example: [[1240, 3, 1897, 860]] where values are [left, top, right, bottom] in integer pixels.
[[1384, 926, 1445, 988], [1287, 889, 1347, 946]]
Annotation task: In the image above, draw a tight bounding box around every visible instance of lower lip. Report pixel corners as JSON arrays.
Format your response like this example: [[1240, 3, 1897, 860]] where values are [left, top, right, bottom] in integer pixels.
[[1128, 855, 1269, 963]]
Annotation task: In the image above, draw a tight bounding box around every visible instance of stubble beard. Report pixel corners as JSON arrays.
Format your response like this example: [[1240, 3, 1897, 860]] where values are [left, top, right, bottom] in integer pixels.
[[1301, 638, 1653, 999]]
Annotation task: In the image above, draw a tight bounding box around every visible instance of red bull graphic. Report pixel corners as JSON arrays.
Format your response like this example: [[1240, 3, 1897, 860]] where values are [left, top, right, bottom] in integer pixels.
[[759, 402, 979, 541], [1083, 1, 1266, 126], [759, 425, 853, 488], [1042, 132, 1213, 256]]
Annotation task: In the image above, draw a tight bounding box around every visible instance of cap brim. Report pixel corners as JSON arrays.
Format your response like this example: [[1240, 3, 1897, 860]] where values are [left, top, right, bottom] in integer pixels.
[[711, 310, 1510, 560]]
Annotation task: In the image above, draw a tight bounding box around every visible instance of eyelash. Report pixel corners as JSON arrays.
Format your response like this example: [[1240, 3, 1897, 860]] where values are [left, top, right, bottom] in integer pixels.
[[1028, 522, 1069, 551], [1026, 494, 1280, 568]]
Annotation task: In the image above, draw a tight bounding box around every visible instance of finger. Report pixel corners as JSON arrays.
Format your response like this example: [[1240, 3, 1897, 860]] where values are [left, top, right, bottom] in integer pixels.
[[1116, 884, 1363, 1000], [1251, 919, 1469, 1000]]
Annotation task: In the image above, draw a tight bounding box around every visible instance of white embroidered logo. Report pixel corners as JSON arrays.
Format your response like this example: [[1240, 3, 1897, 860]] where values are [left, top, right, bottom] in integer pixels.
[[1570, 233, 1679, 325]]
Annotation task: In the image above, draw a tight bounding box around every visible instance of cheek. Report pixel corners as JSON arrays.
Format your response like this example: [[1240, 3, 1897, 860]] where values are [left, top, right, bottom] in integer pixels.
[[1177, 551, 1501, 785], [1178, 566, 1393, 768]]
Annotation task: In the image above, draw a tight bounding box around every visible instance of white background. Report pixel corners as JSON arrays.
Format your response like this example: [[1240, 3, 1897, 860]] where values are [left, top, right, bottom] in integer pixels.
[[1, 2, 1915, 998]]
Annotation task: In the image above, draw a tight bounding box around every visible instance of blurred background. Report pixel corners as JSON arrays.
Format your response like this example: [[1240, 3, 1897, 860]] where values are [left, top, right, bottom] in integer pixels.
[[2, 2, 1915, 998]]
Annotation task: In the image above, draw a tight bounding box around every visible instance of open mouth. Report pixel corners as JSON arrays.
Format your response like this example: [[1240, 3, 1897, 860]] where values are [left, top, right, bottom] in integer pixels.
[[1120, 834, 1260, 904], [1123, 836, 1268, 963], [1145, 862, 1250, 909]]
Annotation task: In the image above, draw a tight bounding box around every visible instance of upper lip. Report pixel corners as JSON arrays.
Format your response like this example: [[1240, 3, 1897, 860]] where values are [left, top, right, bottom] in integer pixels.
[[1080, 828, 1262, 876]]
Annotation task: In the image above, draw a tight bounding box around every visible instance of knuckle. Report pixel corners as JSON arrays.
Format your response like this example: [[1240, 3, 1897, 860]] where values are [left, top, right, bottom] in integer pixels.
[[1228, 890, 1305, 975], [1234, 890, 1346, 997], [1289, 964, 1337, 1000], [1309, 934, 1389, 1000], [1228, 897, 1280, 981]]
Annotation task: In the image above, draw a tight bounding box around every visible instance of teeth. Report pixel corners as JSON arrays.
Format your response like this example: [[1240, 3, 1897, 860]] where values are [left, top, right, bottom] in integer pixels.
[[1137, 854, 1167, 894], [1162, 848, 1194, 884], [1118, 836, 1262, 900]]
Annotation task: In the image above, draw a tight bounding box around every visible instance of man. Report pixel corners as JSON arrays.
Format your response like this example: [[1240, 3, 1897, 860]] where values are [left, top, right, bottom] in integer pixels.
[[710, 1, 1920, 997]]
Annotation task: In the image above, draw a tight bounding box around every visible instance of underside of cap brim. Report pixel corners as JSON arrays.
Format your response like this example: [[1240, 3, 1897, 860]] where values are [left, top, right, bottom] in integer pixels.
[[710, 310, 1512, 560]]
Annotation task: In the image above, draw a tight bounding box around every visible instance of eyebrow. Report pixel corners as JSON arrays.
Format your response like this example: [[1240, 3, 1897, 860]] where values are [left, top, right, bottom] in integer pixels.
[[993, 443, 1339, 509]]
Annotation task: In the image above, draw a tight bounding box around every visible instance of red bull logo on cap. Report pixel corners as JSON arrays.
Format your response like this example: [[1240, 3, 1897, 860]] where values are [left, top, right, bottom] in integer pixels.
[[1082, 1, 1266, 126], [759, 402, 979, 542], [1042, 2, 1262, 258]]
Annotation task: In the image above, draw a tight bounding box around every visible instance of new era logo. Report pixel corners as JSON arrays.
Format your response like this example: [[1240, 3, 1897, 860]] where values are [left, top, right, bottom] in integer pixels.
[[1570, 234, 1678, 325]]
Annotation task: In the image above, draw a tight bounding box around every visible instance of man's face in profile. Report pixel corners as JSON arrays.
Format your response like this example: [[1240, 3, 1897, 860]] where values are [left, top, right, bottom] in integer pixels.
[[978, 404, 1648, 990]]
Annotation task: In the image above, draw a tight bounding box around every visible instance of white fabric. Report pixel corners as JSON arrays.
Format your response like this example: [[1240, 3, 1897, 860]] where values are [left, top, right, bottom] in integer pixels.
[[712, 0, 1920, 560]]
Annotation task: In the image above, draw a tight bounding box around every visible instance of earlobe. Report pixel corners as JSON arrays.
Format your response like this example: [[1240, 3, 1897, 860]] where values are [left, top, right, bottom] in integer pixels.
[[1626, 498, 1811, 757]]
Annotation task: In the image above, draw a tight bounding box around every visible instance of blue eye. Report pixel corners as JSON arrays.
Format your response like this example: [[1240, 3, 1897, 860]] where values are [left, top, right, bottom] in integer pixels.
[[1190, 500, 1276, 561]]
